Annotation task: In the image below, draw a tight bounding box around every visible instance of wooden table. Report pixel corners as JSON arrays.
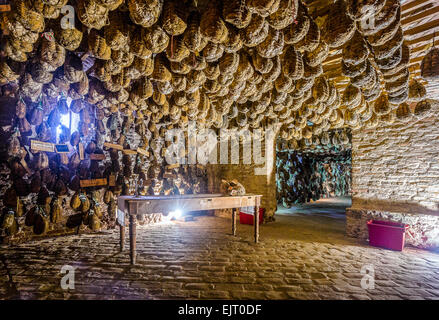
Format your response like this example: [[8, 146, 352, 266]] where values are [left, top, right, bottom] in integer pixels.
[[117, 194, 262, 264]]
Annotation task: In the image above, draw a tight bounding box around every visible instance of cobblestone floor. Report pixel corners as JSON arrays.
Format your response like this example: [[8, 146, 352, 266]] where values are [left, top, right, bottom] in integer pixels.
[[1, 204, 439, 300]]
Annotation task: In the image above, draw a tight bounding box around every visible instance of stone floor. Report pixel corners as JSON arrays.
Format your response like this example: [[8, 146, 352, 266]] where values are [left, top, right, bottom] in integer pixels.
[[1, 198, 439, 300]]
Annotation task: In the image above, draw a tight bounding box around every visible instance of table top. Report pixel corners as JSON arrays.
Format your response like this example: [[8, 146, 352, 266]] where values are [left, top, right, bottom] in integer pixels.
[[118, 194, 262, 202]]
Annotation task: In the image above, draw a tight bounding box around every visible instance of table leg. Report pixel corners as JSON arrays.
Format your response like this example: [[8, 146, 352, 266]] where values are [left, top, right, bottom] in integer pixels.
[[129, 214, 137, 265], [254, 205, 259, 243], [232, 208, 237, 236], [119, 225, 125, 251]]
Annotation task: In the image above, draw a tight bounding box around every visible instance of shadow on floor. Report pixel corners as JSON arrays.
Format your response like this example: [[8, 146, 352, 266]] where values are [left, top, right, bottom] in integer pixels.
[[266, 197, 359, 246]]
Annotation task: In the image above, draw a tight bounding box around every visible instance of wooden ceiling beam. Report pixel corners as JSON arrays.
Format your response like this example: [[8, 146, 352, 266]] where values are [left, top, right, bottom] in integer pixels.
[[322, 34, 437, 75], [401, 5, 439, 26], [305, 0, 439, 98], [323, 29, 439, 67], [401, 0, 436, 16], [403, 18, 439, 37], [406, 31, 436, 46], [306, 0, 437, 21]]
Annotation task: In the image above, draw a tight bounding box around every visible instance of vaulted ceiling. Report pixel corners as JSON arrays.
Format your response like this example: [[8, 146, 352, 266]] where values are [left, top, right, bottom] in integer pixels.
[[304, 0, 439, 99], [1, 0, 437, 141]]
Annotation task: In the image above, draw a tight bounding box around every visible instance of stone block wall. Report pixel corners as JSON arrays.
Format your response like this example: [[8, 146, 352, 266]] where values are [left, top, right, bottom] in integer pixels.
[[207, 164, 277, 222], [206, 134, 278, 222], [348, 103, 439, 249], [346, 208, 439, 249]]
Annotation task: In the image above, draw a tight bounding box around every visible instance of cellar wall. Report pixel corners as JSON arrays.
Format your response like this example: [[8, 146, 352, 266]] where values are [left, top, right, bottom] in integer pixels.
[[347, 104, 439, 249], [207, 135, 278, 222]]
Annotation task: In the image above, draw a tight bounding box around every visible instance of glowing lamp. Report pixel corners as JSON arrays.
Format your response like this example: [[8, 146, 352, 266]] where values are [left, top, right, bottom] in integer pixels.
[[168, 209, 183, 220]]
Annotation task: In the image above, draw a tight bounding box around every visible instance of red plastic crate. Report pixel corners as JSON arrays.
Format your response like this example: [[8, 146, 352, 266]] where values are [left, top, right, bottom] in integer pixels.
[[239, 208, 264, 225], [367, 220, 409, 251]]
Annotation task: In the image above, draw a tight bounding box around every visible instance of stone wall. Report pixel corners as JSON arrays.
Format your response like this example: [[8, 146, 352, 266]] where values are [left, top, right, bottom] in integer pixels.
[[348, 103, 439, 249], [346, 208, 439, 249], [207, 133, 278, 222]]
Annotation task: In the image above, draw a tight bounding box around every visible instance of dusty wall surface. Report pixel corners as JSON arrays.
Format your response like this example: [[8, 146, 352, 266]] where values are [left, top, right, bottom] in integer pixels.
[[351, 111, 439, 213], [348, 106, 439, 249], [207, 135, 278, 222]]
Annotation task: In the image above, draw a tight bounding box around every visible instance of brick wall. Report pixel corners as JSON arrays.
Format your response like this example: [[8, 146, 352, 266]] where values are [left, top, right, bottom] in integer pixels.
[[347, 101, 439, 249]]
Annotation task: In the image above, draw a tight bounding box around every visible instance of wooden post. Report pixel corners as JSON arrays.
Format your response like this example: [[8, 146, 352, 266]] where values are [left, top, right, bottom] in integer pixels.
[[232, 208, 237, 236], [129, 214, 137, 265], [119, 225, 125, 251], [254, 205, 259, 243]]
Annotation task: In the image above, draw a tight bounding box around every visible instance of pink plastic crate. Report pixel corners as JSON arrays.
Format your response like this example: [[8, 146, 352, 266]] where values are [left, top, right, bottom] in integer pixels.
[[239, 208, 264, 225], [367, 220, 409, 251]]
